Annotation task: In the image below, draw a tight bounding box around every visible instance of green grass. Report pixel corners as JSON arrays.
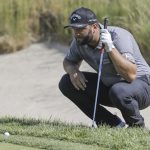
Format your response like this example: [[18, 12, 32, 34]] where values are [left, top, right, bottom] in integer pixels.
[[0, 117, 150, 150]]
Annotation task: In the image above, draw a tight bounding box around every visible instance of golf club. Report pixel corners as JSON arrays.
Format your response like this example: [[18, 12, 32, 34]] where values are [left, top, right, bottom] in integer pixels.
[[92, 17, 108, 128]]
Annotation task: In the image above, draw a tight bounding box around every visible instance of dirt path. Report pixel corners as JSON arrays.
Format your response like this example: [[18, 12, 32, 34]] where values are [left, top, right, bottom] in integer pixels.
[[0, 42, 149, 128]]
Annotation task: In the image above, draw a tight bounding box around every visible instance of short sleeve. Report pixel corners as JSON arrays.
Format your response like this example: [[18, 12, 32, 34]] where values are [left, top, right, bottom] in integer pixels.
[[112, 28, 134, 54], [111, 28, 135, 63], [122, 53, 135, 64], [65, 39, 83, 63]]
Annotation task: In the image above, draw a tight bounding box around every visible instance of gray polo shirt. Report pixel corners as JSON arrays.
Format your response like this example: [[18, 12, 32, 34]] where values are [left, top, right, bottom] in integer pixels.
[[65, 25, 150, 86]]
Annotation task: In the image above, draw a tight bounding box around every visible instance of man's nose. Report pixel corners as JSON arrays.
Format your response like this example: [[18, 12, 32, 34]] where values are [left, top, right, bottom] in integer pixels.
[[74, 30, 80, 37]]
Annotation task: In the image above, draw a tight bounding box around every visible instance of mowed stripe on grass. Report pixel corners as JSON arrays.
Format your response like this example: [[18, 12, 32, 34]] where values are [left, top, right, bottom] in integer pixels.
[[0, 142, 41, 150], [0, 134, 100, 150]]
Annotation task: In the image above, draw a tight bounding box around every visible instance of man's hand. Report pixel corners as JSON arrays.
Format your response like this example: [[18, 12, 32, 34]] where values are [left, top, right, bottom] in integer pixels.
[[63, 58, 87, 90], [100, 29, 115, 52], [69, 71, 88, 91]]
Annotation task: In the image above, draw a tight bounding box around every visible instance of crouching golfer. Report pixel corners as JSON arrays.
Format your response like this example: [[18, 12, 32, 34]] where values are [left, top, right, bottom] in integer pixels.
[[59, 7, 150, 128]]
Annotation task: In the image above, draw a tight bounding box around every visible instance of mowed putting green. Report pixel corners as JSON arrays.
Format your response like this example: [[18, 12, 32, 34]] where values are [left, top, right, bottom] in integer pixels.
[[0, 142, 41, 150]]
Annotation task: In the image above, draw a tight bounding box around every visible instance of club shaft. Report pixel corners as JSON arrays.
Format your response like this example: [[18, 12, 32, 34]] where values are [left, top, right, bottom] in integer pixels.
[[92, 18, 108, 127], [92, 50, 104, 127]]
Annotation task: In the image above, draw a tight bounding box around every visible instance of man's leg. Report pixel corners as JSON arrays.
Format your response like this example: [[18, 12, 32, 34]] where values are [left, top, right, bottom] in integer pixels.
[[59, 72, 122, 127], [109, 76, 150, 127]]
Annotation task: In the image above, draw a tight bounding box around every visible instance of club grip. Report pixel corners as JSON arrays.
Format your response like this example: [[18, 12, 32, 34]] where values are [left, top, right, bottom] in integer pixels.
[[104, 18, 108, 29], [101, 18, 108, 51]]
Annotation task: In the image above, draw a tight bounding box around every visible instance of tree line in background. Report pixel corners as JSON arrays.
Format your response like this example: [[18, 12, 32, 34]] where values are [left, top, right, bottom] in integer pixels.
[[0, 0, 149, 62]]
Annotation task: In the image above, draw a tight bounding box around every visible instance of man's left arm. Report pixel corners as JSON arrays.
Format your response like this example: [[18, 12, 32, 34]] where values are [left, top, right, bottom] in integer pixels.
[[108, 48, 137, 82], [101, 29, 137, 82]]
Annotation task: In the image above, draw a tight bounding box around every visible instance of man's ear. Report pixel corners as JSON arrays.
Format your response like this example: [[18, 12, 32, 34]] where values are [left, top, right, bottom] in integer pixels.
[[92, 23, 98, 34]]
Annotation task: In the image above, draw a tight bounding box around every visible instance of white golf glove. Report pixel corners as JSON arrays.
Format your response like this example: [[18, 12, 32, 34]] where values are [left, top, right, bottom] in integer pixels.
[[100, 29, 115, 52]]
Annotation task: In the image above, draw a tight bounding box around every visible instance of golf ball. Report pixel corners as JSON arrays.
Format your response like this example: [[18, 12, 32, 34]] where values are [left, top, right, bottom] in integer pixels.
[[4, 132, 10, 137]]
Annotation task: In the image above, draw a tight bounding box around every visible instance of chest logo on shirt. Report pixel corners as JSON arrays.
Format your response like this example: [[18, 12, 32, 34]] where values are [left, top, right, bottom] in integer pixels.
[[103, 58, 111, 64]]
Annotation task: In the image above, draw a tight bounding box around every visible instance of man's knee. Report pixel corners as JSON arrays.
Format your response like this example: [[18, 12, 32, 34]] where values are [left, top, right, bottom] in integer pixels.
[[58, 74, 70, 95], [109, 84, 128, 106], [58, 74, 75, 96], [109, 83, 139, 110]]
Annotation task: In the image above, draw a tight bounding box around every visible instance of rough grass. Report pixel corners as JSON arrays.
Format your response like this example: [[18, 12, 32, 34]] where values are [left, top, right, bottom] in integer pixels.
[[0, 117, 150, 150], [0, 0, 149, 61]]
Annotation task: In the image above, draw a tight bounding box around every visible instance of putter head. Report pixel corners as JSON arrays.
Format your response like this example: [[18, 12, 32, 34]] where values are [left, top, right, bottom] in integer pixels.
[[92, 121, 97, 128]]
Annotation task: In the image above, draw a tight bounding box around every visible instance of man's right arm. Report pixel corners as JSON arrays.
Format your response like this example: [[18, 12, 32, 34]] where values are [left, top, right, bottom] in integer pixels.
[[63, 58, 81, 75]]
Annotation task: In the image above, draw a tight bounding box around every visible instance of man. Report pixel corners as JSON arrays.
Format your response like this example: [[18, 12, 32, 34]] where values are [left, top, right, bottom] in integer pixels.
[[59, 7, 150, 128]]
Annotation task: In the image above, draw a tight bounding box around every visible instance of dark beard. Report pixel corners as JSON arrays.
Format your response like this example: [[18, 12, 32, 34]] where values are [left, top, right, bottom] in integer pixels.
[[76, 36, 90, 45], [76, 30, 93, 45]]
